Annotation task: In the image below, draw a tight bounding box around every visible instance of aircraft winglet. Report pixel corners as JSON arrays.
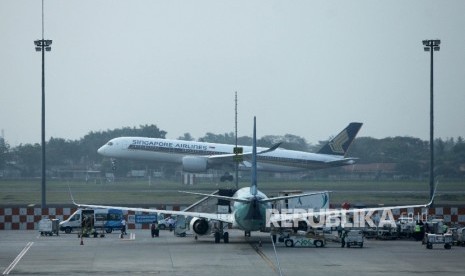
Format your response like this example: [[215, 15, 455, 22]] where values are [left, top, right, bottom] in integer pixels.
[[426, 181, 440, 207], [258, 142, 282, 155], [67, 184, 77, 206]]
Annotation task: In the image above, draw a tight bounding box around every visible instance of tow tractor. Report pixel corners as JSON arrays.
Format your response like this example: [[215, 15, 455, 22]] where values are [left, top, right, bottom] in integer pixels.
[[278, 230, 326, 248]]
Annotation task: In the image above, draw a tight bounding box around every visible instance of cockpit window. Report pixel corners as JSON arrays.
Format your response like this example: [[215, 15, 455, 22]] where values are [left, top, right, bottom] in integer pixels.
[[107, 142, 113, 146]]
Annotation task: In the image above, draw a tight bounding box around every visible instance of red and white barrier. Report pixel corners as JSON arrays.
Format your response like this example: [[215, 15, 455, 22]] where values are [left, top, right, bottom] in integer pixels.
[[0, 205, 185, 230], [0, 206, 463, 230]]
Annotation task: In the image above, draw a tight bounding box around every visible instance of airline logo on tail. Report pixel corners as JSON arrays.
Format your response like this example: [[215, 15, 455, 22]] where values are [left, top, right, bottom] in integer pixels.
[[328, 129, 349, 154], [317, 122, 362, 156]]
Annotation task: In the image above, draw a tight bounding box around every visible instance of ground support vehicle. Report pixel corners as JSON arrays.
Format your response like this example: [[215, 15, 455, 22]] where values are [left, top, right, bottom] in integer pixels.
[[425, 233, 453, 249], [376, 225, 399, 240], [174, 215, 187, 237], [59, 208, 123, 234], [342, 230, 364, 248], [278, 230, 326, 248], [455, 227, 465, 246], [157, 215, 176, 231], [38, 218, 60, 236]]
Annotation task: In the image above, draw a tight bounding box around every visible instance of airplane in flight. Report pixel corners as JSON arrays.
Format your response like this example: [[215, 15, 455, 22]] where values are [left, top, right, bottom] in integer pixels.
[[97, 122, 363, 181], [74, 118, 435, 243]]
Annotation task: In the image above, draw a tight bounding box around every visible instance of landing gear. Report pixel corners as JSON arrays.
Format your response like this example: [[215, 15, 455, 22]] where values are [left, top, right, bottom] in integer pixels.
[[214, 231, 229, 243], [111, 159, 117, 171], [244, 231, 251, 237], [214, 222, 230, 243]]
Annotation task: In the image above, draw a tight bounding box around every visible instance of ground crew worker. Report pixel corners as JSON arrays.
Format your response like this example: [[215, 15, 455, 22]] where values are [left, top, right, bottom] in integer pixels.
[[442, 223, 448, 234], [81, 217, 86, 237], [341, 230, 347, 248], [414, 222, 422, 241], [151, 221, 159, 238], [121, 217, 127, 235]]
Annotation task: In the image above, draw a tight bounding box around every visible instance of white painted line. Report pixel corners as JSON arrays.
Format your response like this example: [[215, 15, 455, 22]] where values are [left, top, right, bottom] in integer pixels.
[[3, 242, 33, 275]]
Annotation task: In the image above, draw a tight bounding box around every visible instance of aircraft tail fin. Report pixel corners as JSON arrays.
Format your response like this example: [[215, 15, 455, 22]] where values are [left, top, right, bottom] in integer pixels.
[[250, 116, 258, 197], [317, 122, 363, 156]]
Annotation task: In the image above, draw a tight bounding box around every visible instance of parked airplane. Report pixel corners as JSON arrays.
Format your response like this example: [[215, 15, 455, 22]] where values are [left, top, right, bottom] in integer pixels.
[[97, 122, 363, 181], [75, 117, 330, 242], [74, 118, 435, 243]]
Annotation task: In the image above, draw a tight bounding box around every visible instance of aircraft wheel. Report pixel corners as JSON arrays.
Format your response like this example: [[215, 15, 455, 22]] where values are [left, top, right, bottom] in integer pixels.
[[214, 232, 221, 243], [223, 232, 229, 243], [285, 239, 294, 247], [314, 240, 324, 248]]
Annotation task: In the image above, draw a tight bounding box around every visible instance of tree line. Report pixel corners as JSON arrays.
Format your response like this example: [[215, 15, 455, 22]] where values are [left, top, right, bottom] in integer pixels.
[[0, 124, 464, 179]]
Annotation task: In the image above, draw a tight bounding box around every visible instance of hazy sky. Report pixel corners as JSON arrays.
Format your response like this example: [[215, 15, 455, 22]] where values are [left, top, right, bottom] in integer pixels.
[[1, 1, 464, 147]]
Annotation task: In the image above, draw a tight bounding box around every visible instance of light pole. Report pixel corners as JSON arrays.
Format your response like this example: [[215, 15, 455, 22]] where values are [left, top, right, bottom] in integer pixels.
[[34, 0, 52, 208], [422, 39, 440, 203]]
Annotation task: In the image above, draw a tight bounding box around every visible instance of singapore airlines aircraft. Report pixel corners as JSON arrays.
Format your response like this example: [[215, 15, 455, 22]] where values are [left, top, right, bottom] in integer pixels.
[[97, 122, 363, 181], [75, 118, 435, 243]]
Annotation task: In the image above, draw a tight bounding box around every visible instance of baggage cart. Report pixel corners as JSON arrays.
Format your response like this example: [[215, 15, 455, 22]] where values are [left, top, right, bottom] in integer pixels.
[[39, 218, 60, 236]]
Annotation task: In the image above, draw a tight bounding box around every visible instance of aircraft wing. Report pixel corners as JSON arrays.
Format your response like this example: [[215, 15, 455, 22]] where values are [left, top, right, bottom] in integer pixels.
[[324, 158, 358, 165], [269, 195, 435, 224], [260, 191, 330, 204], [206, 142, 281, 162], [179, 190, 330, 204], [178, 191, 251, 203], [73, 202, 235, 224]]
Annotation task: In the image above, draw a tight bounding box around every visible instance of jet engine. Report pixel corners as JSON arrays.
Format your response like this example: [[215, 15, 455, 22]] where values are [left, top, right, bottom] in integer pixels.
[[182, 156, 208, 172], [189, 217, 211, 236]]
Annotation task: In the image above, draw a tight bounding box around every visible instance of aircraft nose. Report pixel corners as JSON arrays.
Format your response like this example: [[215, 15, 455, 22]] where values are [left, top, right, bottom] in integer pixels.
[[97, 145, 105, 155]]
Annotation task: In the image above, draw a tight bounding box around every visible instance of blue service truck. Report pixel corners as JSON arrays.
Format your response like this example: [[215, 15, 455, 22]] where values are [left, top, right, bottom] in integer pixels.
[[59, 208, 124, 234]]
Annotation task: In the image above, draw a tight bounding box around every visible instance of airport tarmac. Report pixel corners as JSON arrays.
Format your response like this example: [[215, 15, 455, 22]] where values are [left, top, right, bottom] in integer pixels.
[[1, 229, 465, 276]]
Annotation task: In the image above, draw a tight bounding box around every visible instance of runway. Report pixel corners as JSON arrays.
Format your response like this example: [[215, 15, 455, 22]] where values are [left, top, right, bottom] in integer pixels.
[[1, 229, 465, 275]]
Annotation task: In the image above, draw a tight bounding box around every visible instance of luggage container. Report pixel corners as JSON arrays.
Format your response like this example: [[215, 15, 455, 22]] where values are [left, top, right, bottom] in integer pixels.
[[425, 233, 453, 249], [342, 229, 364, 248], [39, 218, 60, 236]]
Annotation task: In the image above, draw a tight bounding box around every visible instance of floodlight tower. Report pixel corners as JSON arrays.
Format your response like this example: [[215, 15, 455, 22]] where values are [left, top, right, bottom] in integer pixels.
[[422, 39, 440, 203], [34, 0, 52, 208]]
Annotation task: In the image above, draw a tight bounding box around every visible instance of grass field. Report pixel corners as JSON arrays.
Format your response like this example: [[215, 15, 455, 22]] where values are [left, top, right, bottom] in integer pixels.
[[0, 179, 464, 207]]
